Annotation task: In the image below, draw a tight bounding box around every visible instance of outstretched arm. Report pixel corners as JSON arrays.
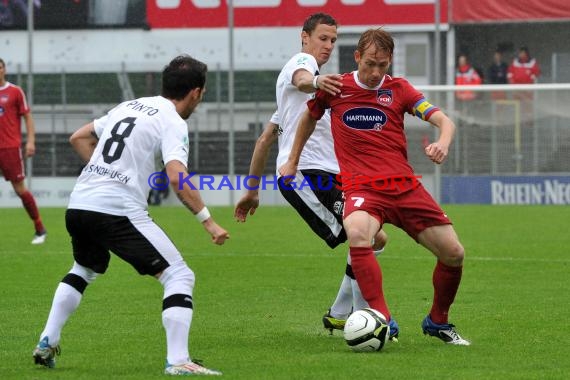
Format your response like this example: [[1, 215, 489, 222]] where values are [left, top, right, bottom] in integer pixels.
[[278, 109, 317, 179], [293, 69, 342, 96], [234, 121, 279, 222], [166, 160, 230, 245], [424, 110, 455, 164]]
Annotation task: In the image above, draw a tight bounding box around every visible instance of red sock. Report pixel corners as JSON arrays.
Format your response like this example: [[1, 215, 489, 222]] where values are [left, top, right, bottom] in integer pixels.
[[349, 246, 390, 320], [430, 260, 463, 324], [20, 191, 45, 233]]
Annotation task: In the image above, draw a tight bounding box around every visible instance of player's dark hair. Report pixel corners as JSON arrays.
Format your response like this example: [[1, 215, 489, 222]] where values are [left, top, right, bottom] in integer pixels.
[[302, 13, 337, 35], [161, 54, 207, 100], [357, 28, 394, 57], [0, 58, 5, 68]]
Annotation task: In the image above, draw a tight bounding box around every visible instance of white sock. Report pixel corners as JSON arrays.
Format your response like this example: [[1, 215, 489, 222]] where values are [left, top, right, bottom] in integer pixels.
[[329, 253, 354, 319], [39, 283, 82, 346], [39, 262, 97, 346], [330, 275, 353, 319], [163, 307, 193, 365], [351, 279, 369, 310], [159, 263, 195, 365]]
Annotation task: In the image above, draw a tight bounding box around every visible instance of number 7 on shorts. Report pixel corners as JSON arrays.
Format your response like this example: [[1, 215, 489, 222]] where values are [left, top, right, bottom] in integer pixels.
[[351, 197, 365, 207]]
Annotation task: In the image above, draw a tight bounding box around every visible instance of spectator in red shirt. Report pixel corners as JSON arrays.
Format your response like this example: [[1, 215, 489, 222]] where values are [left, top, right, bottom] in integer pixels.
[[508, 47, 541, 124], [508, 47, 540, 85], [0, 58, 47, 244], [455, 54, 482, 101]]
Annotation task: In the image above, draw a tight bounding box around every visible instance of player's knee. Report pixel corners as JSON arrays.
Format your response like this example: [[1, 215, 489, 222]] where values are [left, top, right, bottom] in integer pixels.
[[61, 262, 99, 294], [159, 262, 195, 295], [69, 261, 99, 284], [14, 186, 27, 197], [442, 241, 465, 266], [346, 228, 370, 247]]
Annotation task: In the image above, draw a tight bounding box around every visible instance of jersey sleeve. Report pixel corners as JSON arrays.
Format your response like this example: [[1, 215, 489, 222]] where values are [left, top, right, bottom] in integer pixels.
[[162, 121, 190, 168], [286, 53, 319, 86], [402, 80, 439, 121], [93, 114, 108, 138], [306, 90, 331, 120], [15, 86, 30, 116], [270, 109, 280, 124]]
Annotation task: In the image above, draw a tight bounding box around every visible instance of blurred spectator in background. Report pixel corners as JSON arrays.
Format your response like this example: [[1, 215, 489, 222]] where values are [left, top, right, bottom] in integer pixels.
[[508, 46, 541, 128], [454, 54, 482, 173], [487, 50, 509, 100], [508, 46, 540, 85], [0, 0, 39, 29], [88, 0, 146, 27], [35, 0, 88, 28], [1, 0, 145, 29], [488, 50, 508, 84], [455, 54, 482, 101]]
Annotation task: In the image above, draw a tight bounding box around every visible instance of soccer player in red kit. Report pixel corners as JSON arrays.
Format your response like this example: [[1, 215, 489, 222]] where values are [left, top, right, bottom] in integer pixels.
[[0, 58, 47, 244], [280, 28, 470, 345]]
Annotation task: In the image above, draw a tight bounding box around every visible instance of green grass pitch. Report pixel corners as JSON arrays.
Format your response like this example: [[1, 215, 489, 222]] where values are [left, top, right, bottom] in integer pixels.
[[1, 205, 569, 379]]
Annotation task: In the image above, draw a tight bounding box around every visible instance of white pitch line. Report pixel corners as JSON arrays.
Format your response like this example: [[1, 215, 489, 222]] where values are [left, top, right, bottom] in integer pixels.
[[182, 252, 570, 264], [5, 251, 569, 264]]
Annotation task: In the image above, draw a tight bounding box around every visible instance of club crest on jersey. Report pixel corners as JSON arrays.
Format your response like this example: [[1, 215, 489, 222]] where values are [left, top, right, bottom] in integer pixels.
[[342, 107, 387, 131], [376, 89, 393, 106], [0, 95, 8, 104]]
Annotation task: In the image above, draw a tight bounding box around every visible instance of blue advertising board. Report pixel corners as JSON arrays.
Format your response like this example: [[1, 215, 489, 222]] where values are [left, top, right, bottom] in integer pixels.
[[442, 176, 570, 205]]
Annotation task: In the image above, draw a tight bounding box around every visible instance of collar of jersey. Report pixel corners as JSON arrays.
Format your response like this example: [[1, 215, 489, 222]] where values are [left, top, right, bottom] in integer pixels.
[[353, 71, 385, 90]]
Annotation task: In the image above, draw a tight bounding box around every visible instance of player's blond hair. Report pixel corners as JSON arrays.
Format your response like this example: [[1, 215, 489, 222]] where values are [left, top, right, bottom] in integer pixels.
[[356, 28, 394, 56]]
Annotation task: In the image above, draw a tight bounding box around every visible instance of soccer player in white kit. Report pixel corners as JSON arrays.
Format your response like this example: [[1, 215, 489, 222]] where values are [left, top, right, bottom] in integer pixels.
[[32, 55, 229, 376], [234, 13, 398, 339]]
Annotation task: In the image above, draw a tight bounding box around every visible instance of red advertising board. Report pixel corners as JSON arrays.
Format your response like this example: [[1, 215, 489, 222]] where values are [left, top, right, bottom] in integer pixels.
[[147, 0, 448, 29], [452, 0, 570, 23]]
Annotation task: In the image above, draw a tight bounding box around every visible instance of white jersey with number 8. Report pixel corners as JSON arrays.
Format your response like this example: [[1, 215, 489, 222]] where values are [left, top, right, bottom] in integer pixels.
[[68, 96, 189, 217]]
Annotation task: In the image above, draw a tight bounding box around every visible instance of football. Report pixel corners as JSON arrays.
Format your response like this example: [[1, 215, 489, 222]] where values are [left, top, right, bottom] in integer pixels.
[[343, 308, 390, 352]]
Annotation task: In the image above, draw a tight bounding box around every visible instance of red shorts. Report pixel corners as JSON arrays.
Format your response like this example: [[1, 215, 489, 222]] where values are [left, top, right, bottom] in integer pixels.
[[0, 148, 25, 182], [343, 184, 451, 241]]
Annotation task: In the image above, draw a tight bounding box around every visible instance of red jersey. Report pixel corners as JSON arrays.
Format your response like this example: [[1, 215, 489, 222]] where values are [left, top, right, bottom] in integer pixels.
[[507, 58, 540, 84], [307, 72, 438, 192], [0, 82, 30, 149]]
